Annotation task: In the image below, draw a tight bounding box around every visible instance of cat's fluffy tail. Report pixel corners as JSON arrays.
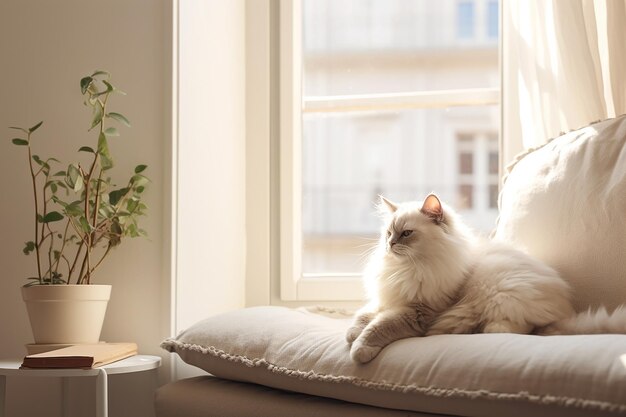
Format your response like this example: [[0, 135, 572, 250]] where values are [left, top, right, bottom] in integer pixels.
[[537, 305, 626, 335]]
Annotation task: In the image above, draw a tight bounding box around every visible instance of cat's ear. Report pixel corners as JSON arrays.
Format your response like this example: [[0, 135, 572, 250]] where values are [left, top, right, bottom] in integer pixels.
[[379, 196, 398, 213], [421, 194, 444, 223]]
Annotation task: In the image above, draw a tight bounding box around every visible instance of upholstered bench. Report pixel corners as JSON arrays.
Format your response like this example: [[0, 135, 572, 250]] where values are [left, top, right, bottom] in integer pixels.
[[158, 116, 626, 416], [159, 306, 626, 417]]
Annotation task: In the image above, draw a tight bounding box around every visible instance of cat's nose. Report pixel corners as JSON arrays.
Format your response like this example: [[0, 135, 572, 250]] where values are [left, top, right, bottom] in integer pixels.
[[389, 241, 397, 248]]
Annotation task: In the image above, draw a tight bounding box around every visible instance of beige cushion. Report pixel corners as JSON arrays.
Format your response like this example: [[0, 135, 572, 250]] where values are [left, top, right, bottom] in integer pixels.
[[162, 306, 626, 417], [494, 115, 626, 311]]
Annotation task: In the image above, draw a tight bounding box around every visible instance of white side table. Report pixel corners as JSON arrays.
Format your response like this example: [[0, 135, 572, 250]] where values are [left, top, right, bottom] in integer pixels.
[[0, 354, 160, 417]]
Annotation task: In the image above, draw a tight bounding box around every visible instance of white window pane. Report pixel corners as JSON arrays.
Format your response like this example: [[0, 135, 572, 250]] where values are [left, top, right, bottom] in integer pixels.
[[457, 1, 475, 39], [302, 106, 499, 275], [303, 0, 499, 96], [487, 0, 499, 39]]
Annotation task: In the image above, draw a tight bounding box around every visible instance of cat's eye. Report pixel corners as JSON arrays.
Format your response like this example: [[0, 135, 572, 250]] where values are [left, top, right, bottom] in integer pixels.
[[386, 231, 391, 238], [401, 230, 413, 237]]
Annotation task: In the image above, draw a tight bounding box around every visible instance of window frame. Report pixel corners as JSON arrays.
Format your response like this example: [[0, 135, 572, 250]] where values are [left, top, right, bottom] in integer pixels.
[[279, 0, 501, 302]]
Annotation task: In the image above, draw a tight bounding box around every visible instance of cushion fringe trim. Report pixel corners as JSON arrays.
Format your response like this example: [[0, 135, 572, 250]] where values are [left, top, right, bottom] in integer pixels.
[[161, 339, 626, 413]]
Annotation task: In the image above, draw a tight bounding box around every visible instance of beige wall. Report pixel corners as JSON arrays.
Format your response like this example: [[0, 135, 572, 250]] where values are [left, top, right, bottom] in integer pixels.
[[0, 0, 250, 411], [0, 0, 171, 355], [0, 0, 170, 415]]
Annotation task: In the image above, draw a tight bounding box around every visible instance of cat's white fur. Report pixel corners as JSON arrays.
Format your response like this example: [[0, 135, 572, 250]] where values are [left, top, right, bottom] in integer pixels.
[[347, 194, 626, 363]]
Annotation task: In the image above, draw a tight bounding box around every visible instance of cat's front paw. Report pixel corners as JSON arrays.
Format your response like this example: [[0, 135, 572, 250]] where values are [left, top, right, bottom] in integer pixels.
[[345, 325, 363, 344], [350, 341, 382, 364]]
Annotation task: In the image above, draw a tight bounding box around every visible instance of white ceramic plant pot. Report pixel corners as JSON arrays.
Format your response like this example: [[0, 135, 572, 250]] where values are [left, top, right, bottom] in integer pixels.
[[21, 284, 111, 344]]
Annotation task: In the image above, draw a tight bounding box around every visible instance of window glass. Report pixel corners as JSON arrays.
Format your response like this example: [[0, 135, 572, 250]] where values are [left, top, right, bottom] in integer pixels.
[[489, 184, 499, 209], [301, 0, 499, 276], [302, 106, 499, 274], [487, 1, 499, 38], [303, 0, 498, 96], [458, 184, 474, 209], [488, 151, 499, 174], [459, 152, 474, 175], [457, 1, 475, 39]]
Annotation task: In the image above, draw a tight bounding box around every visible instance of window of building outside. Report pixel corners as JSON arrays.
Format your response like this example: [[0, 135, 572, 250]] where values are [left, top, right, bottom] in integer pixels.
[[288, 0, 500, 298], [457, 1, 475, 39]]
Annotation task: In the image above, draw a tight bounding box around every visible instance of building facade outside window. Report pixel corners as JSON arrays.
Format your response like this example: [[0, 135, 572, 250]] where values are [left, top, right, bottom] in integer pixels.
[[287, 0, 500, 296]]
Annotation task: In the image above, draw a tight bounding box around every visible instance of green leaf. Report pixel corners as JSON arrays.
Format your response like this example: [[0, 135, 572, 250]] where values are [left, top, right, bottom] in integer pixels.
[[127, 223, 139, 237], [97, 132, 114, 170], [50, 274, 66, 285], [24, 279, 42, 287], [136, 186, 145, 194], [32, 155, 43, 165], [53, 170, 66, 177], [111, 220, 123, 235], [79, 216, 92, 233], [9, 126, 28, 133], [65, 201, 83, 216], [107, 112, 131, 127], [23, 241, 36, 255], [91, 70, 110, 78], [98, 204, 113, 218], [104, 127, 119, 137], [130, 174, 149, 186], [109, 220, 122, 246], [90, 100, 104, 130], [102, 80, 114, 93], [109, 187, 130, 206], [78, 146, 95, 153], [50, 183, 58, 193], [65, 164, 83, 192], [11, 138, 28, 146], [80, 76, 93, 94], [127, 199, 138, 213], [134, 164, 147, 174], [29, 121, 43, 133], [42, 211, 64, 223]]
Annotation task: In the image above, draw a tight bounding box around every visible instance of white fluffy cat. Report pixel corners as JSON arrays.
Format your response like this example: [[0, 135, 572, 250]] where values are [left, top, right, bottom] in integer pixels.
[[347, 194, 626, 364]]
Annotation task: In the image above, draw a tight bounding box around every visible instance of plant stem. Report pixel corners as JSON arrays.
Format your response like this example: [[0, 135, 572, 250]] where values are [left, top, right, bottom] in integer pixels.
[[92, 170, 103, 227], [53, 219, 71, 281], [42, 172, 52, 282], [77, 250, 88, 285], [26, 132, 43, 284], [82, 93, 109, 285], [68, 230, 85, 284], [87, 242, 112, 277]]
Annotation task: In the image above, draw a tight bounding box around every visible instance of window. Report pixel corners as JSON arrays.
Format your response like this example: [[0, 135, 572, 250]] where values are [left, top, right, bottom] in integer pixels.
[[455, 131, 499, 217], [457, 1, 475, 39], [280, 0, 500, 301], [489, 184, 499, 209], [459, 152, 474, 175], [458, 184, 474, 209], [487, 1, 499, 39]]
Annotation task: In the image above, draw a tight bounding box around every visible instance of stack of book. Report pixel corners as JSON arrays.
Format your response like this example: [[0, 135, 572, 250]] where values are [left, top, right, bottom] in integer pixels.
[[21, 342, 138, 369]]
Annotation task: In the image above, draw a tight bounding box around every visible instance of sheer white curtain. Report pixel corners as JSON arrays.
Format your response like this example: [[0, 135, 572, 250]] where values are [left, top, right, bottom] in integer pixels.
[[502, 0, 626, 163]]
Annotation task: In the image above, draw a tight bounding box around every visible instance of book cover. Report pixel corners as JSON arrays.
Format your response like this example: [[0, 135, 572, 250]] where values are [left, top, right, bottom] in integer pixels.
[[21, 342, 138, 369]]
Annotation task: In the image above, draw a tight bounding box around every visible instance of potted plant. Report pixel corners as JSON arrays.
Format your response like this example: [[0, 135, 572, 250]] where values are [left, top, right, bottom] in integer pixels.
[[10, 70, 148, 345]]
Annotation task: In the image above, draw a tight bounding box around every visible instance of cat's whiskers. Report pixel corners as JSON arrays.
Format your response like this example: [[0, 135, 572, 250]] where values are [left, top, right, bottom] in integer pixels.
[[357, 242, 380, 264]]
